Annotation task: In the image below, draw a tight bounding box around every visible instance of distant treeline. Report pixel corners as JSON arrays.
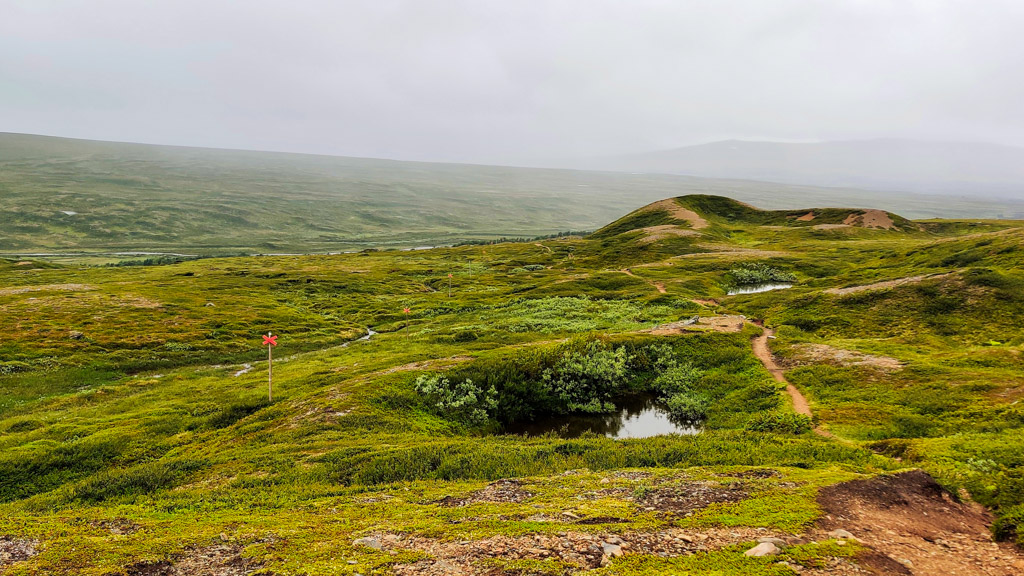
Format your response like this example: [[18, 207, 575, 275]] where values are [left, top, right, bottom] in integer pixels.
[[454, 230, 591, 247], [106, 255, 210, 267]]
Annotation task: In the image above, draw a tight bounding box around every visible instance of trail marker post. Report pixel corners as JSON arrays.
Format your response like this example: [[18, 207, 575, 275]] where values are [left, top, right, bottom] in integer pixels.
[[448, 272, 453, 298], [262, 332, 278, 402]]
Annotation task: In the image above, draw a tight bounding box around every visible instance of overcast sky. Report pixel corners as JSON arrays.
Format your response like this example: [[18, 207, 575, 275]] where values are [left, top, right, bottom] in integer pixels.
[[2, 0, 1023, 163]]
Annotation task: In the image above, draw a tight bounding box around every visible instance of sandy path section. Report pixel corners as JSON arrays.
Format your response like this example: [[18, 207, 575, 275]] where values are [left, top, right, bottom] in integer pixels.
[[647, 199, 709, 230], [620, 268, 667, 293], [749, 325, 834, 438], [751, 327, 811, 417]]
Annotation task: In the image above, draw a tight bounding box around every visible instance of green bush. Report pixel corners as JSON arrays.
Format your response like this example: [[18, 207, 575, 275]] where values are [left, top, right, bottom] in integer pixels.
[[729, 263, 797, 286], [415, 374, 498, 425], [651, 363, 704, 396], [542, 340, 632, 413], [745, 412, 812, 434], [665, 392, 710, 421]]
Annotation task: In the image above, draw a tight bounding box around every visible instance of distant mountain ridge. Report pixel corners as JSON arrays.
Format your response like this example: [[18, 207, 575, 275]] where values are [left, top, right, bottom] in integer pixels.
[[3, 132, 1024, 255], [576, 138, 1024, 197]]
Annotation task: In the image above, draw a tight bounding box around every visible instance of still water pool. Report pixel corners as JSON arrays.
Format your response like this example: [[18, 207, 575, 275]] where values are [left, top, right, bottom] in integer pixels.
[[505, 396, 701, 439]]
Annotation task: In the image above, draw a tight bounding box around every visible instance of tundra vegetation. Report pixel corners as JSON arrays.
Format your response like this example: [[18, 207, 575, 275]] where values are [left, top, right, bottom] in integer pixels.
[[1, 195, 1023, 574]]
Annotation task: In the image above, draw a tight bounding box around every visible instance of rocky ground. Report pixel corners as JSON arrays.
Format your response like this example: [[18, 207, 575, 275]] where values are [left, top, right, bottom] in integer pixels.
[[6, 471, 1022, 575]]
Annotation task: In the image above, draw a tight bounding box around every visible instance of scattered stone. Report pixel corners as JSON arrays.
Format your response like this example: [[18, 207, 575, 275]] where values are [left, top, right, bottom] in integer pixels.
[[436, 479, 532, 507], [634, 481, 748, 516], [354, 536, 382, 550], [757, 536, 789, 549], [118, 544, 263, 576], [69, 330, 84, 340], [602, 542, 623, 558], [828, 529, 855, 540], [0, 536, 38, 565], [744, 542, 781, 557]]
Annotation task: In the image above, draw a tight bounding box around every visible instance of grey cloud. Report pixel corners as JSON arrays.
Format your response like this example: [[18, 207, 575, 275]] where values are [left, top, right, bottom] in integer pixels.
[[1, 0, 1023, 163]]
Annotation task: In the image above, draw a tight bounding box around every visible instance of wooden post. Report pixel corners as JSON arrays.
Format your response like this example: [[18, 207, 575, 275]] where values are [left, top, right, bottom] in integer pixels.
[[267, 332, 273, 402], [448, 272, 452, 298]]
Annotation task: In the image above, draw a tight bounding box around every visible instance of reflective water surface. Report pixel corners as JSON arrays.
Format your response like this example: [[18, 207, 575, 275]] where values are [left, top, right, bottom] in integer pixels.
[[727, 283, 794, 295], [505, 396, 701, 439]]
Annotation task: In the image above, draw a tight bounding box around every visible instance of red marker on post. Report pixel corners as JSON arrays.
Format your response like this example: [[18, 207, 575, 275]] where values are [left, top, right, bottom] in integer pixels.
[[263, 332, 278, 402]]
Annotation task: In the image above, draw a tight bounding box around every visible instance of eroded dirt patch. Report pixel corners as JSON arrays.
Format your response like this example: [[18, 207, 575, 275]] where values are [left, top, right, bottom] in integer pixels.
[[437, 479, 533, 507], [636, 480, 748, 516], [791, 344, 903, 371], [0, 536, 39, 567], [646, 198, 709, 230], [839, 210, 896, 230], [646, 315, 745, 335], [114, 544, 264, 576], [861, 209, 895, 230], [816, 470, 1024, 576], [825, 273, 951, 296]]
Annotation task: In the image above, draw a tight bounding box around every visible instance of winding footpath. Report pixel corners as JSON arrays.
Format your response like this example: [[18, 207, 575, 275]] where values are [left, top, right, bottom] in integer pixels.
[[750, 325, 832, 438]]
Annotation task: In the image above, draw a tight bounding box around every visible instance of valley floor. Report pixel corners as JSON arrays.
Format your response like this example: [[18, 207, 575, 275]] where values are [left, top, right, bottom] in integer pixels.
[[2, 195, 1024, 575]]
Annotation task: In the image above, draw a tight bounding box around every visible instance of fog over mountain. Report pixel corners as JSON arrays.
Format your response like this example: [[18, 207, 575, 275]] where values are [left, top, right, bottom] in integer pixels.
[[3, 1, 1024, 171], [564, 139, 1024, 198]]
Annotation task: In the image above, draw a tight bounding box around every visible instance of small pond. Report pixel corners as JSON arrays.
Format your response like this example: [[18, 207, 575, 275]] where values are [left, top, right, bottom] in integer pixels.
[[505, 395, 701, 439], [727, 283, 793, 295]]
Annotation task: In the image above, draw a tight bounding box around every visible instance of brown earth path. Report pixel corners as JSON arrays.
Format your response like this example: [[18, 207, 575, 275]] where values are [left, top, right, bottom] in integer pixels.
[[619, 268, 667, 293], [750, 324, 832, 438]]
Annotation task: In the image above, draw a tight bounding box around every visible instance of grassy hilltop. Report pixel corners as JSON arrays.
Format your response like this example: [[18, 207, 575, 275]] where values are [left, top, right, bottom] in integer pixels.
[[1, 195, 1023, 575], [4, 132, 1024, 258]]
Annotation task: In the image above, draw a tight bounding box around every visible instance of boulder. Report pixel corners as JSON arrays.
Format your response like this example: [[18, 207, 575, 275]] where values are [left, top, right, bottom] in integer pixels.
[[756, 536, 788, 549], [744, 542, 781, 557], [602, 542, 623, 558]]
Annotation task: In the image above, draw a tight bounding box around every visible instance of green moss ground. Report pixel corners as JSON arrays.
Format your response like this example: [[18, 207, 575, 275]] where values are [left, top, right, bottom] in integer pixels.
[[2, 195, 1023, 573]]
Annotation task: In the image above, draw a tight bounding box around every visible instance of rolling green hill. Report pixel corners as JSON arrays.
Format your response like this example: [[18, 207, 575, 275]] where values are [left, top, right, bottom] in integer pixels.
[[3, 133, 1024, 258], [1, 196, 1023, 575]]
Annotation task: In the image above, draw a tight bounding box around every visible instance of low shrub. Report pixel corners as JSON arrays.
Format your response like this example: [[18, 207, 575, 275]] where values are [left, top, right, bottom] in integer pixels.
[[542, 340, 632, 413], [745, 412, 812, 434], [71, 458, 207, 503], [665, 392, 710, 421], [651, 363, 704, 396], [415, 374, 497, 425], [729, 263, 797, 286]]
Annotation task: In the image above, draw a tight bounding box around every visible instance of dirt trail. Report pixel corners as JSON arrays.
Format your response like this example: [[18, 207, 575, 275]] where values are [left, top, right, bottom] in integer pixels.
[[751, 327, 810, 417], [749, 325, 834, 438], [620, 269, 667, 294]]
